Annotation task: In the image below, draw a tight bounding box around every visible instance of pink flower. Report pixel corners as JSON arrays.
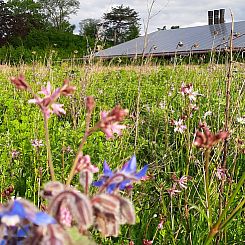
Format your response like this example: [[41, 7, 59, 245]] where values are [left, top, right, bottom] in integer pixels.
[[31, 139, 44, 148], [10, 75, 29, 90], [216, 167, 227, 181], [180, 83, 200, 101], [167, 184, 181, 198], [181, 83, 193, 95], [75, 154, 99, 174], [173, 119, 187, 133], [39, 81, 52, 96], [188, 90, 199, 102], [143, 240, 153, 245], [28, 81, 75, 118], [158, 219, 164, 229], [11, 150, 20, 159], [194, 123, 229, 148], [51, 103, 66, 116], [29, 83, 65, 118], [178, 176, 188, 189], [59, 207, 72, 227], [98, 106, 128, 139]]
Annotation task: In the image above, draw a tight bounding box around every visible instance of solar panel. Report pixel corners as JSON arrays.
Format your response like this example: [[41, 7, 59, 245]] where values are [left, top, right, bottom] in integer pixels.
[[95, 21, 245, 58]]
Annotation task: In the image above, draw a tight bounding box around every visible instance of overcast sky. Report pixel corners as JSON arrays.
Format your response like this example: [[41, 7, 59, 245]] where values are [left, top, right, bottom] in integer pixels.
[[70, 0, 245, 34]]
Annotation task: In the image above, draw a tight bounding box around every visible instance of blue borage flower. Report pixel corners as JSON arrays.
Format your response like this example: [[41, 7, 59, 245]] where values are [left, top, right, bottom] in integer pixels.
[[0, 200, 56, 244], [0, 200, 56, 226], [93, 155, 148, 193]]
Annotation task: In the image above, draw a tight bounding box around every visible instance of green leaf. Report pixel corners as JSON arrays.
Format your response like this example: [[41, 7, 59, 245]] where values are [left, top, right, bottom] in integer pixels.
[[67, 227, 97, 245]]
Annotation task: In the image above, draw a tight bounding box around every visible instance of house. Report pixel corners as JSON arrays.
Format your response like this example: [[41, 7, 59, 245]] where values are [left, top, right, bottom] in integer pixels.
[[94, 9, 245, 59]]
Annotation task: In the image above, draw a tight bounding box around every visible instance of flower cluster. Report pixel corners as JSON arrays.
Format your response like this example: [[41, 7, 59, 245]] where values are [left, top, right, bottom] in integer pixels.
[[1, 186, 14, 199], [28, 80, 76, 118], [167, 174, 191, 198], [194, 122, 229, 148], [11, 75, 76, 119], [7, 76, 148, 243], [173, 119, 187, 134], [31, 139, 44, 148], [93, 155, 148, 193], [97, 105, 128, 139], [0, 199, 56, 243], [40, 163, 142, 238], [180, 82, 200, 102], [11, 150, 20, 159]]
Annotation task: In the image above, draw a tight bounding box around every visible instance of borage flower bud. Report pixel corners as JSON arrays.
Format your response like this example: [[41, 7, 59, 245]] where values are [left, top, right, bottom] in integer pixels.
[[10, 75, 29, 90]]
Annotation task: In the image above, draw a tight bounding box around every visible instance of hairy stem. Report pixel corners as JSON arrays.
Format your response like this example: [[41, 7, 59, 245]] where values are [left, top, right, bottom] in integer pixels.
[[43, 114, 55, 181], [66, 110, 93, 186]]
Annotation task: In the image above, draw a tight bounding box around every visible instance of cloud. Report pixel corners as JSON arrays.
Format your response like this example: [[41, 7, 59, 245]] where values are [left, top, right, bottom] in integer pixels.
[[70, 0, 245, 34]]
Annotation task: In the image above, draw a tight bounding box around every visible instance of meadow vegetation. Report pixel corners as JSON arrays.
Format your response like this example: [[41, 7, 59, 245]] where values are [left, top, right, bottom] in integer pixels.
[[0, 60, 244, 244]]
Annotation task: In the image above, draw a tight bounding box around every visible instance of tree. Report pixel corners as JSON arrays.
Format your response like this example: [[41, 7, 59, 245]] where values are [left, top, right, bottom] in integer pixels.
[[79, 18, 101, 39], [0, 0, 44, 46], [37, 0, 80, 31], [102, 5, 140, 45], [0, 0, 13, 45], [6, 0, 45, 31]]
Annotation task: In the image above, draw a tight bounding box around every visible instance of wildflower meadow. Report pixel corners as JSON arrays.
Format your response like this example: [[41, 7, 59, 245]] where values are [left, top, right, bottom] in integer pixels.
[[0, 60, 244, 244]]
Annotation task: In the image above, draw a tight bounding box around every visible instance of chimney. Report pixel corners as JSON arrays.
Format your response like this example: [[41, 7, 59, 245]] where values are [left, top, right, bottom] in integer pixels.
[[214, 9, 220, 24], [208, 11, 213, 25], [220, 9, 225, 23]]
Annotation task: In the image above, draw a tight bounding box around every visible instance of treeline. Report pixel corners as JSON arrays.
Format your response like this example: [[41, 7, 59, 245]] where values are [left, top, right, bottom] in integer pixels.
[[0, 0, 141, 63]]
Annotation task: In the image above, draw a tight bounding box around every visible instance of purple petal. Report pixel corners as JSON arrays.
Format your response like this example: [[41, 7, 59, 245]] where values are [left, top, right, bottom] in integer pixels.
[[103, 160, 113, 176], [135, 165, 148, 179], [17, 225, 30, 237], [93, 180, 104, 187], [122, 155, 137, 174], [107, 183, 117, 193], [119, 180, 131, 190], [8, 201, 26, 219], [31, 212, 56, 225]]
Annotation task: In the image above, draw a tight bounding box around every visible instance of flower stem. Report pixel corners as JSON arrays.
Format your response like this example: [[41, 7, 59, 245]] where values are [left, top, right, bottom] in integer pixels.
[[204, 148, 212, 230], [43, 114, 55, 181], [66, 110, 94, 186], [66, 132, 89, 186], [85, 172, 89, 195]]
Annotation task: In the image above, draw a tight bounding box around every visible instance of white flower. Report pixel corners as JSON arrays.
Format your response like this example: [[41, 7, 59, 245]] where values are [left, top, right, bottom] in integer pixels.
[[237, 116, 245, 124], [174, 119, 187, 133]]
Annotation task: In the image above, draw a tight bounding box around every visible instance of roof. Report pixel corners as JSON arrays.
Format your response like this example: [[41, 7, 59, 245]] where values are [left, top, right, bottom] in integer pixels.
[[95, 21, 245, 58]]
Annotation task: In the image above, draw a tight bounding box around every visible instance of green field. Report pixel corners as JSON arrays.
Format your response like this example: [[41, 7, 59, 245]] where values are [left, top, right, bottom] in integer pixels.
[[0, 62, 244, 244]]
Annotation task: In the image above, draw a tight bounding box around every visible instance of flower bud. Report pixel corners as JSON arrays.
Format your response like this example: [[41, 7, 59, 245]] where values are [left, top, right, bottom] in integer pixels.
[[86, 96, 95, 112], [10, 75, 28, 90]]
